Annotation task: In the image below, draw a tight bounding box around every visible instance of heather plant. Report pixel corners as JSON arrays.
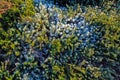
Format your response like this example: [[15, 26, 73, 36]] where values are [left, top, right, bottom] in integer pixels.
[[0, 1, 35, 79], [0, 0, 120, 80], [84, 1, 120, 79], [0, 0, 35, 31], [0, 0, 35, 57], [13, 4, 102, 79]]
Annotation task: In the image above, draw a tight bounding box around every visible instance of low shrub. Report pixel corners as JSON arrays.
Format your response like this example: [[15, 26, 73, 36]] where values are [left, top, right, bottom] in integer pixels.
[[0, 0, 120, 79]]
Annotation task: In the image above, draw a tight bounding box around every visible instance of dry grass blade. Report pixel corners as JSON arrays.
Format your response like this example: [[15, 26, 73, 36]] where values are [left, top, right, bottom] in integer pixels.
[[0, 1, 12, 14]]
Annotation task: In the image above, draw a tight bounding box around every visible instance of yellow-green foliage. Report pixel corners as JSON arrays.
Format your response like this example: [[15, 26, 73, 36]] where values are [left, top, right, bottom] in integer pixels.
[[5, 0, 35, 17], [83, 2, 120, 79], [0, 0, 120, 80], [85, 1, 120, 58], [0, 0, 35, 55], [50, 39, 62, 55]]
